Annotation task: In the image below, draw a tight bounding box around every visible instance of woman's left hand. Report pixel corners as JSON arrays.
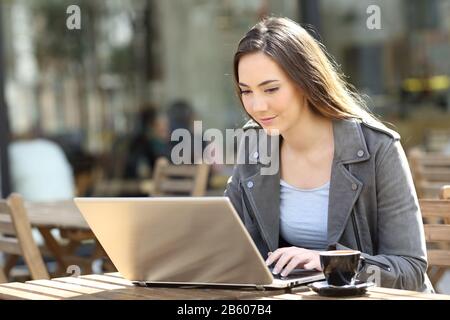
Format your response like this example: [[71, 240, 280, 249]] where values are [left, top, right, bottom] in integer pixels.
[[265, 247, 322, 276]]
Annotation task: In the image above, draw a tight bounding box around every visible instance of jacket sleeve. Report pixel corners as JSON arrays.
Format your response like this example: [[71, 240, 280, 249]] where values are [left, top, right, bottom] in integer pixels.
[[348, 139, 429, 291]]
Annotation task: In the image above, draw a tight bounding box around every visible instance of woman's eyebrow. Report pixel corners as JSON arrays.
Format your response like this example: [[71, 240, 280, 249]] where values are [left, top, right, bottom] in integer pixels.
[[238, 80, 280, 87]]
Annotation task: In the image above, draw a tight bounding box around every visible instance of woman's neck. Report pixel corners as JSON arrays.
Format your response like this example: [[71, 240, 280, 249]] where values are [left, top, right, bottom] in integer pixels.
[[281, 108, 333, 155]]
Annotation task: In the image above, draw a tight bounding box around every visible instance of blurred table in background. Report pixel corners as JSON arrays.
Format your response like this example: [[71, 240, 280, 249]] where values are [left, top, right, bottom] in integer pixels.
[[25, 201, 109, 276], [26, 200, 88, 230]]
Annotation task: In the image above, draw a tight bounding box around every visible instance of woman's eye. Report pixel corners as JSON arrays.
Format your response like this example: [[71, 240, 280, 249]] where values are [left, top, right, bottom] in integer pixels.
[[265, 87, 279, 93], [240, 90, 251, 96]]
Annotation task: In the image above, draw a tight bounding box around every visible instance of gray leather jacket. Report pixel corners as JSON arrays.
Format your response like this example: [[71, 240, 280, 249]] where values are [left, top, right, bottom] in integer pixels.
[[225, 118, 434, 292]]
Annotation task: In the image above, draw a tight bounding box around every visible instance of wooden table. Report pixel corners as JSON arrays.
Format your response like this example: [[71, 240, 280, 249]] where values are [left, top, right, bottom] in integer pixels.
[[24, 200, 100, 275], [25, 200, 89, 230], [0, 273, 449, 300]]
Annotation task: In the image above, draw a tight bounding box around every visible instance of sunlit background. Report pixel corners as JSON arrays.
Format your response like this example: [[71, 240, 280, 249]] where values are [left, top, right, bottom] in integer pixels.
[[1, 0, 450, 193]]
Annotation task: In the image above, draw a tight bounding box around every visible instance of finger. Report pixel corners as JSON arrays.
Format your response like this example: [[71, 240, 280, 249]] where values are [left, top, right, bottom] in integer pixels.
[[269, 247, 304, 272], [280, 256, 305, 277], [273, 250, 297, 274], [265, 252, 272, 264], [265, 248, 290, 266], [265, 250, 282, 266], [304, 260, 321, 271]]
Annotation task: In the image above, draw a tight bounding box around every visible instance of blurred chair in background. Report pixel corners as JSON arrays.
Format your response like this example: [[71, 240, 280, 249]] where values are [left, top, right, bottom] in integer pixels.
[[409, 147, 450, 198], [424, 128, 450, 153], [149, 157, 210, 197], [442, 186, 450, 199], [420, 185, 450, 291], [0, 194, 49, 283]]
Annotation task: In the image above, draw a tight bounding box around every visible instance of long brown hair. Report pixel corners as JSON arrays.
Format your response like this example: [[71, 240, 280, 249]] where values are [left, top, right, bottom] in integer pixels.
[[233, 17, 376, 122]]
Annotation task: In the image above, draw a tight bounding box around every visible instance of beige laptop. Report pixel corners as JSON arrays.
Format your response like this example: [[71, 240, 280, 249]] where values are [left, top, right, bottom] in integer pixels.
[[74, 197, 324, 289]]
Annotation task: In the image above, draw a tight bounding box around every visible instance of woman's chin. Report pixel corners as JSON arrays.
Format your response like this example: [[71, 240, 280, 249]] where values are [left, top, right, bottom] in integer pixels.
[[262, 127, 282, 136]]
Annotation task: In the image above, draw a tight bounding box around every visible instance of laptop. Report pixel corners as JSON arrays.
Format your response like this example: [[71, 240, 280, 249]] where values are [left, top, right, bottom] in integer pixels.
[[74, 197, 324, 289]]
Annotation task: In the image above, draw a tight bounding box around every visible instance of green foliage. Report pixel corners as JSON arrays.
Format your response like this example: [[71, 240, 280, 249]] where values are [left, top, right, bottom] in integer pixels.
[[109, 44, 134, 75]]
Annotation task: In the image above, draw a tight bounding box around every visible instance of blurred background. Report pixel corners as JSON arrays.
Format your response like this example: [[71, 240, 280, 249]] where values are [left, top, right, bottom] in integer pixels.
[[0, 0, 450, 292], [1, 0, 450, 198]]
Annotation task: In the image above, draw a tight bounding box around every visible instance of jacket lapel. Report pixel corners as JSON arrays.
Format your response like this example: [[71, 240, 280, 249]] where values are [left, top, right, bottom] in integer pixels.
[[242, 171, 280, 252], [241, 133, 281, 252], [327, 119, 370, 246]]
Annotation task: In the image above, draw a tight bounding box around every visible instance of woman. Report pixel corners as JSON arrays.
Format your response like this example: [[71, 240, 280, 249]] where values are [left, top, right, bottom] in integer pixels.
[[224, 17, 433, 292]]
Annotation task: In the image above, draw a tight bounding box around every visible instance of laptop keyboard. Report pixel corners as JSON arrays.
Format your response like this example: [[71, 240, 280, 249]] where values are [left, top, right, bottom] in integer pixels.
[[269, 268, 321, 280]]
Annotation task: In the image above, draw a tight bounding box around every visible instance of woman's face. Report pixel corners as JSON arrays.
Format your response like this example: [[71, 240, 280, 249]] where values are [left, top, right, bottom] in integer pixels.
[[238, 52, 307, 135]]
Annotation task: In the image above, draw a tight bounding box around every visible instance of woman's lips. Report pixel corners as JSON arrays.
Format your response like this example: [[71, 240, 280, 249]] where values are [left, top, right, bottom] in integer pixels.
[[259, 116, 277, 125]]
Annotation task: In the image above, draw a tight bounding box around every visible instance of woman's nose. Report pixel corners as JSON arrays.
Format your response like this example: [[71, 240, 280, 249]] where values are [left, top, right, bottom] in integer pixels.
[[251, 97, 268, 112]]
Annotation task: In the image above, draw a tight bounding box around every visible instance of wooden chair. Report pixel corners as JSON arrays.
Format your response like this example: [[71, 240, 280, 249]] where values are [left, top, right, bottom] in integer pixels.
[[441, 185, 450, 200], [56, 229, 114, 274], [424, 128, 450, 153], [149, 157, 210, 197], [420, 188, 450, 289], [409, 147, 450, 198], [0, 193, 50, 283]]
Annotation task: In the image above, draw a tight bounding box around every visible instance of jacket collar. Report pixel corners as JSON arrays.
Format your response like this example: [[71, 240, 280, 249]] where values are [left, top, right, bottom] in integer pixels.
[[240, 118, 371, 252], [332, 118, 370, 164]]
